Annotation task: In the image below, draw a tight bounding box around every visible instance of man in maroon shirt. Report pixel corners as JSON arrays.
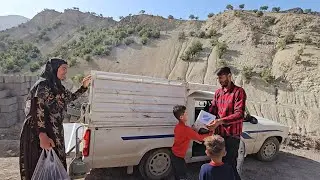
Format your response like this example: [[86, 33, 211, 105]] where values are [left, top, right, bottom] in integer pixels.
[[207, 67, 247, 180]]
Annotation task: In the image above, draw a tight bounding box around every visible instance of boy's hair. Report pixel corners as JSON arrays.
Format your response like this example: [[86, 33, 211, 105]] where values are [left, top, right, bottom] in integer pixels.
[[173, 105, 186, 120], [204, 135, 225, 157]]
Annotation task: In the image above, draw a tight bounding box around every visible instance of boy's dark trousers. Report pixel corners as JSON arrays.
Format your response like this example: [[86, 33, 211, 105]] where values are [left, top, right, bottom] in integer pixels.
[[171, 153, 187, 180], [223, 136, 241, 180]]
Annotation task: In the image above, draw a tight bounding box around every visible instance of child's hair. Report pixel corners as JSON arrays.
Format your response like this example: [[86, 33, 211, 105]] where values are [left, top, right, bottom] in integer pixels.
[[204, 135, 225, 157], [173, 105, 186, 120]]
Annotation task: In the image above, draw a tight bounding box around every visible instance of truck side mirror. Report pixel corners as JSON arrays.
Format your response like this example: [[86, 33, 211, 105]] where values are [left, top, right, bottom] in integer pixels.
[[250, 116, 258, 124]]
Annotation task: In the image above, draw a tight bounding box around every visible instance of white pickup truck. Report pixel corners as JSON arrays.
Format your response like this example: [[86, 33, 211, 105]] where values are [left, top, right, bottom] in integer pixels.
[[66, 70, 289, 180]]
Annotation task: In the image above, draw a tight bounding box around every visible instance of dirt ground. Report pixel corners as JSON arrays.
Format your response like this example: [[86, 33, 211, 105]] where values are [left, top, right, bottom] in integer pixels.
[[1, 145, 320, 180]]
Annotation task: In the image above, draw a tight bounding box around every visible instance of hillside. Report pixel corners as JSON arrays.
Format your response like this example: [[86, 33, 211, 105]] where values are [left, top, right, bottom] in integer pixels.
[[1, 8, 320, 136], [0, 15, 29, 31]]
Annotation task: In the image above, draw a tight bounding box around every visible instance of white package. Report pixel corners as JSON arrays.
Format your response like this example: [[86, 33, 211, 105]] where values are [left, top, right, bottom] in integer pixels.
[[192, 110, 216, 132]]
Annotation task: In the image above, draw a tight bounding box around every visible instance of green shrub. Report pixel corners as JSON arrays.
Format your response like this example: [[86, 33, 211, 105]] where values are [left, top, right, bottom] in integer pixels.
[[93, 46, 105, 55], [127, 27, 135, 34], [242, 66, 254, 80], [263, 16, 276, 26], [189, 31, 196, 37], [151, 30, 160, 38], [178, 32, 186, 40], [260, 69, 275, 83], [284, 33, 295, 43], [112, 38, 121, 46], [256, 11, 264, 17], [253, 9, 258, 13], [30, 62, 41, 72], [297, 47, 304, 56], [276, 38, 286, 50], [72, 73, 85, 84], [141, 37, 149, 45], [84, 55, 92, 62], [207, 29, 217, 38], [301, 35, 312, 44], [218, 59, 227, 67], [124, 37, 135, 45], [210, 39, 219, 46], [69, 58, 77, 67], [198, 31, 206, 38], [216, 41, 228, 58], [182, 41, 203, 61]]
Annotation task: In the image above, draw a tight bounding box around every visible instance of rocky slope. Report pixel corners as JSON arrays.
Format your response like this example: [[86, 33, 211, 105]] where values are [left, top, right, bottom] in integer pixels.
[[1, 9, 320, 136]]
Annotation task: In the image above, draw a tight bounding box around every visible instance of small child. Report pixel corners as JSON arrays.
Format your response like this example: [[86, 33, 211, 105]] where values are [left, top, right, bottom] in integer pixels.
[[171, 105, 213, 180], [199, 135, 236, 180]]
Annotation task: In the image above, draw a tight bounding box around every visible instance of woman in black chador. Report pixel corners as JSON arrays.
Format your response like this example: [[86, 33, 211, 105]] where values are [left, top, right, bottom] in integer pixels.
[[19, 58, 91, 180]]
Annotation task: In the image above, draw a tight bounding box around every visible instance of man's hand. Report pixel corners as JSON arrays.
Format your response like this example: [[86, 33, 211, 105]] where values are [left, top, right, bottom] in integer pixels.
[[207, 119, 224, 130], [81, 75, 92, 88]]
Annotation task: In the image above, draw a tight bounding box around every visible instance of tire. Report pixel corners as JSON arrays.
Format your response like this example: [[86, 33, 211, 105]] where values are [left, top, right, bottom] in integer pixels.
[[139, 149, 173, 180], [257, 137, 280, 162]]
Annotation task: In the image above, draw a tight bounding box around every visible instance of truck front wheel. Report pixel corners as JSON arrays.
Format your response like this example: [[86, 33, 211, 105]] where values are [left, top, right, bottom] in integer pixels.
[[139, 149, 173, 180]]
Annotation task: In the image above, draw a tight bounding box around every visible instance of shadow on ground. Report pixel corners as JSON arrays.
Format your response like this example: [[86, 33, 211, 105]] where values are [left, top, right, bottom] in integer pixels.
[[84, 151, 320, 180]]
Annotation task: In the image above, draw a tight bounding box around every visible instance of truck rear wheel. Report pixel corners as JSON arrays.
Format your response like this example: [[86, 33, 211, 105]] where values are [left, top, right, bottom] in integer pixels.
[[139, 149, 172, 180]]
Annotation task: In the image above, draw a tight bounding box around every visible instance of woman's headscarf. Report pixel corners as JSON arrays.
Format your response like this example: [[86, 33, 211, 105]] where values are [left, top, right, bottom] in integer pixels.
[[40, 58, 68, 95]]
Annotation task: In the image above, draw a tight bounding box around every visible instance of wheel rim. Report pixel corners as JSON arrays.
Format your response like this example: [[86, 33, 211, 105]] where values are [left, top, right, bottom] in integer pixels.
[[263, 141, 277, 158], [148, 152, 171, 176]]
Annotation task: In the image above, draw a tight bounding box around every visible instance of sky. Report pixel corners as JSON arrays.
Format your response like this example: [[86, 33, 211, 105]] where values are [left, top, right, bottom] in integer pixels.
[[0, 0, 319, 20]]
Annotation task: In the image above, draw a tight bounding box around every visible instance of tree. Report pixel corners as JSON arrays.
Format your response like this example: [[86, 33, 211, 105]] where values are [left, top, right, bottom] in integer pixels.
[[189, 14, 195, 20], [257, 11, 264, 17], [139, 10, 145, 14], [304, 9, 312, 14], [272, 7, 281, 12], [168, 15, 174, 19], [226, 4, 234, 10], [73, 7, 79, 10], [207, 13, 214, 18], [239, 4, 245, 10], [119, 16, 124, 20], [195, 17, 199, 20], [253, 9, 258, 13], [260, 6, 269, 11], [99, 14, 103, 17]]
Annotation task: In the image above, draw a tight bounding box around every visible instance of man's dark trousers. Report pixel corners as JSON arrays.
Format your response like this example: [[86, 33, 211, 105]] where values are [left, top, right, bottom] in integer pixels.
[[223, 136, 241, 180]]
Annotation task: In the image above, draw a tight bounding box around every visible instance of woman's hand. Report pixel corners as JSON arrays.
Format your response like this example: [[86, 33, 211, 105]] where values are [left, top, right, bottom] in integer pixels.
[[82, 75, 92, 88], [39, 133, 55, 150]]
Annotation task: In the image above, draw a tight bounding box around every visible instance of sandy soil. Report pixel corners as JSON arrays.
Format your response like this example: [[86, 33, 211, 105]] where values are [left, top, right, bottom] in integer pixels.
[[1, 146, 319, 180]]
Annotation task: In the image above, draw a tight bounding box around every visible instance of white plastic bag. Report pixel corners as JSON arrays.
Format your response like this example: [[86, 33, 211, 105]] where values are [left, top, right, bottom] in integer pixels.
[[31, 149, 70, 180]]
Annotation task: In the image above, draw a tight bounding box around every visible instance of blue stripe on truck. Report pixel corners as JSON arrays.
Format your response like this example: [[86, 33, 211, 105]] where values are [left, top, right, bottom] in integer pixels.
[[121, 134, 174, 140], [121, 130, 283, 140]]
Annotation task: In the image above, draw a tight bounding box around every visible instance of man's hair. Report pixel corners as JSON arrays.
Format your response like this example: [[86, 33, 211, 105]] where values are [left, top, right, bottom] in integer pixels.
[[216, 66, 231, 76], [204, 135, 225, 157], [173, 105, 186, 120]]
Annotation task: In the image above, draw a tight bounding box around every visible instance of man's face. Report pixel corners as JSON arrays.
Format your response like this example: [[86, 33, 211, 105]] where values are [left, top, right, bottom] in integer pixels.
[[57, 64, 68, 80], [217, 74, 231, 87]]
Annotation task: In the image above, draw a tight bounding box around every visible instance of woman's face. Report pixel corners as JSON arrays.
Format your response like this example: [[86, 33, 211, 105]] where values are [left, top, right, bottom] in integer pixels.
[[57, 64, 68, 80]]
